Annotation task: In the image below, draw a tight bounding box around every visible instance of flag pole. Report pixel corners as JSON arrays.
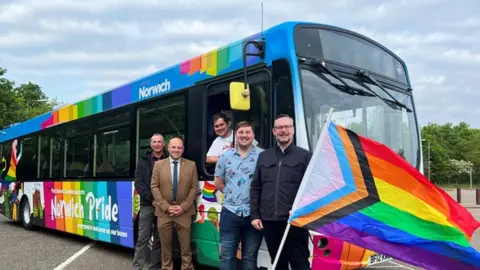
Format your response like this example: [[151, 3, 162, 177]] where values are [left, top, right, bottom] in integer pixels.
[[271, 107, 335, 269]]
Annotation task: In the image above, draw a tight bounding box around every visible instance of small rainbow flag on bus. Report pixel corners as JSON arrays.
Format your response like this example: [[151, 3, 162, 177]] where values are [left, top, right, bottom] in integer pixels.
[[289, 121, 480, 270]]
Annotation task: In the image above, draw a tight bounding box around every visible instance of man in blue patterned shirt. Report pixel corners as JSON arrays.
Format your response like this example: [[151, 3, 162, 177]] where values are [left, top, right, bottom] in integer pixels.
[[214, 121, 264, 270]]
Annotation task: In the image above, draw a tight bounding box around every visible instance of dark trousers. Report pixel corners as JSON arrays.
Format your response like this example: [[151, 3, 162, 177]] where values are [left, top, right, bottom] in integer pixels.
[[219, 208, 263, 270], [132, 205, 161, 270], [263, 220, 311, 270]]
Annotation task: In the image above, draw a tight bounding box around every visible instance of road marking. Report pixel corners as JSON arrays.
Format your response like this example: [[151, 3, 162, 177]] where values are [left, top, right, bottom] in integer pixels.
[[53, 241, 95, 270], [389, 260, 417, 269]]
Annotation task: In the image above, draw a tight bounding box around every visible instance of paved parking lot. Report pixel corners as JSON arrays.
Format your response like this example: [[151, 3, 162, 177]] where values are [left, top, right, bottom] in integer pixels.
[[1, 211, 478, 270]]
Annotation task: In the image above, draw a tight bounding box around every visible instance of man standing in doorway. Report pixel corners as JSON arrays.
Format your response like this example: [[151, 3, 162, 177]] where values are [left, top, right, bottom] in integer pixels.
[[250, 114, 313, 270], [132, 133, 166, 270], [206, 112, 233, 164], [214, 121, 263, 270], [151, 137, 199, 270]]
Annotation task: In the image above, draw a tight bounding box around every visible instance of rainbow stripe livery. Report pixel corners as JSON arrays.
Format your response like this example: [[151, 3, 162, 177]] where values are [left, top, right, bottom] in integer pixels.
[[38, 33, 262, 131], [290, 121, 480, 270]]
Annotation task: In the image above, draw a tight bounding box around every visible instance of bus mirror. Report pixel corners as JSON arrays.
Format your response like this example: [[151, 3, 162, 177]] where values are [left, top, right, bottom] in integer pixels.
[[229, 82, 251, 111]]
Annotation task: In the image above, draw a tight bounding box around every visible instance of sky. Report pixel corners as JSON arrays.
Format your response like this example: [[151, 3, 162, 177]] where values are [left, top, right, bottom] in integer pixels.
[[1, 0, 479, 128]]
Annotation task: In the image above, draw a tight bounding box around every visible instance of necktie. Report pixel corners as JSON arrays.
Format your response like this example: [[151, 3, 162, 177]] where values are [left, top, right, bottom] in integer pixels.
[[172, 160, 178, 201]]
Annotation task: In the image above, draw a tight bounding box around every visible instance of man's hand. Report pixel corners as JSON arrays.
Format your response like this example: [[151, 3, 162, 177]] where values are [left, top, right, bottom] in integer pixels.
[[167, 206, 175, 215], [168, 205, 184, 216], [251, 219, 263, 231]]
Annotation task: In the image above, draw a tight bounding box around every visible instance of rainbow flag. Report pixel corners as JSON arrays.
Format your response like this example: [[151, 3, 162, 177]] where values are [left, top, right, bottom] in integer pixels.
[[202, 181, 217, 202], [289, 121, 480, 270]]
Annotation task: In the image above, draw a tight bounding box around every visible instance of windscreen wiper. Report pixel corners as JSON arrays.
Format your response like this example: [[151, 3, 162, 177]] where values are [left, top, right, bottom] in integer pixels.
[[356, 69, 412, 112], [307, 59, 371, 96]]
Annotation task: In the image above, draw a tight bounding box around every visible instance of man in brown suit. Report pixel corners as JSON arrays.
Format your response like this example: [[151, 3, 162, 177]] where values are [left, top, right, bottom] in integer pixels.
[[151, 136, 198, 270]]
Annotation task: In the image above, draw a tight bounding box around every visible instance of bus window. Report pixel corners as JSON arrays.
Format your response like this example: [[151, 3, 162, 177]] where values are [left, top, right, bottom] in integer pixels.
[[65, 136, 92, 179], [0, 144, 3, 168], [39, 134, 50, 179], [95, 127, 131, 178], [1, 142, 10, 180], [136, 94, 186, 161], [204, 71, 270, 177], [17, 136, 39, 181], [273, 59, 295, 120], [97, 109, 130, 130], [51, 135, 62, 179], [65, 120, 92, 179], [0, 143, 4, 179]]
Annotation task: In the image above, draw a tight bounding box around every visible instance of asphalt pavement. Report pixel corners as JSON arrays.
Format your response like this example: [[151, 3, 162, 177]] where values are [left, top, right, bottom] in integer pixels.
[[1, 211, 479, 270]]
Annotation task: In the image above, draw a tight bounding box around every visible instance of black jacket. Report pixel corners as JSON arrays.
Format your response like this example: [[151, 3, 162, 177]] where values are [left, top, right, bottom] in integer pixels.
[[250, 143, 312, 221], [134, 150, 167, 206]]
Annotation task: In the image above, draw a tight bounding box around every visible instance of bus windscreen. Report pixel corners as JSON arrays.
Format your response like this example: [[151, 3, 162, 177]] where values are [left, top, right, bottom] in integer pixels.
[[294, 27, 408, 85]]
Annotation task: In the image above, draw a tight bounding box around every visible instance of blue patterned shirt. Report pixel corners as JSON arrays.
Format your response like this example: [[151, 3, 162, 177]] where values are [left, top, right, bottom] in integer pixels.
[[215, 146, 263, 217]]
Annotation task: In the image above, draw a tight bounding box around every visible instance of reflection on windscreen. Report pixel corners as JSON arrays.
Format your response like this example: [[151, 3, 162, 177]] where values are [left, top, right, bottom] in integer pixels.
[[301, 69, 419, 168]]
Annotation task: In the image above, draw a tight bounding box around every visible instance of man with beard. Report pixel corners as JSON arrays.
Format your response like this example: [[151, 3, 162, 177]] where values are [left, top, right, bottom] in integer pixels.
[[132, 133, 166, 270], [214, 121, 264, 270], [250, 114, 313, 270]]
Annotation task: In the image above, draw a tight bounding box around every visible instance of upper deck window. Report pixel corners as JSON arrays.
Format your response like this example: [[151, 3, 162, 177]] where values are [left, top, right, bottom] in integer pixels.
[[294, 27, 408, 85]]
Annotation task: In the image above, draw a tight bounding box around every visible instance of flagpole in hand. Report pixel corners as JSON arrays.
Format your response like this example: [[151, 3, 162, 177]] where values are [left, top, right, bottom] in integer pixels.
[[271, 107, 335, 269]]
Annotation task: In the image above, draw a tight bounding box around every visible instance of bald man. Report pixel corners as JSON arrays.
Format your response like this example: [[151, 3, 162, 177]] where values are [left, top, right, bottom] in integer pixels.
[[151, 137, 199, 270]]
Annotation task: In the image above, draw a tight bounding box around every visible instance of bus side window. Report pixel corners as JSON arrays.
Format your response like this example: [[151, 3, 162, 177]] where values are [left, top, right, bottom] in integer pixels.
[[136, 94, 186, 163], [1, 142, 11, 180], [0, 143, 4, 179], [65, 120, 92, 179], [16, 136, 39, 181], [39, 135, 50, 179]]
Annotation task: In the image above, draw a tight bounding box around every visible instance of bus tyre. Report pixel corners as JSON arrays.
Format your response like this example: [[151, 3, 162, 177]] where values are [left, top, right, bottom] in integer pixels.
[[20, 199, 33, 230]]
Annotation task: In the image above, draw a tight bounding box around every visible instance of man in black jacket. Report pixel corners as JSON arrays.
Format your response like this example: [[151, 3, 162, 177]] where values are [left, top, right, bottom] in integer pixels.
[[133, 133, 167, 270], [250, 114, 313, 270]]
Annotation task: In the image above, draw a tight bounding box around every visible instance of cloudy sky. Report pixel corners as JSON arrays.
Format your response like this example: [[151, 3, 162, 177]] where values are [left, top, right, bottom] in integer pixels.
[[1, 0, 479, 127]]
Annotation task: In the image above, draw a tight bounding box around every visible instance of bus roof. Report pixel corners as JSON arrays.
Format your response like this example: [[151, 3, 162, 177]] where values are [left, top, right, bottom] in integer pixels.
[[0, 20, 407, 142]]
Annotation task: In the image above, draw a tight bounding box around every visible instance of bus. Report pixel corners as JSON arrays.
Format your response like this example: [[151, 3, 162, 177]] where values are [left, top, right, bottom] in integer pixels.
[[0, 21, 421, 269]]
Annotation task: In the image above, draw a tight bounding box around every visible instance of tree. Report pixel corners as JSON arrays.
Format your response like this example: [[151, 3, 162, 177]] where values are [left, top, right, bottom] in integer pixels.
[[450, 159, 474, 185], [15, 82, 60, 119], [0, 67, 23, 128], [0, 66, 58, 129], [421, 122, 480, 186]]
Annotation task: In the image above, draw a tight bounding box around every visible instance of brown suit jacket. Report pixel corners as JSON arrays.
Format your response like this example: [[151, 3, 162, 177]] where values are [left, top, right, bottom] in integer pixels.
[[151, 157, 199, 217]]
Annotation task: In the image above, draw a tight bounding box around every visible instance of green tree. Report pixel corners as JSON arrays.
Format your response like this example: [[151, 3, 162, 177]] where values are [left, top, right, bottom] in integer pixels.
[[421, 122, 480, 187], [0, 67, 23, 128], [0, 66, 58, 129]]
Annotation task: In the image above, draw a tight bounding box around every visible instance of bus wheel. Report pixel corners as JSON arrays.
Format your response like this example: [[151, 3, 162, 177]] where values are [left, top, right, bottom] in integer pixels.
[[21, 199, 33, 230]]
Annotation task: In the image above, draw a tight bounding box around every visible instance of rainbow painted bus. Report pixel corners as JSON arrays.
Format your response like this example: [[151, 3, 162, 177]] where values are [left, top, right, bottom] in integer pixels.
[[0, 21, 421, 269]]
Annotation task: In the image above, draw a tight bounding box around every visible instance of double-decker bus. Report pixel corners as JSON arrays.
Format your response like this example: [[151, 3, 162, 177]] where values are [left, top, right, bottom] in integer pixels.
[[0, 21, 421, 269]]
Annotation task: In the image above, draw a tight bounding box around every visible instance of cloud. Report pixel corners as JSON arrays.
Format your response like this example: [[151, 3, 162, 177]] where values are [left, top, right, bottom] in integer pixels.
[[0, 0, 479, 129]]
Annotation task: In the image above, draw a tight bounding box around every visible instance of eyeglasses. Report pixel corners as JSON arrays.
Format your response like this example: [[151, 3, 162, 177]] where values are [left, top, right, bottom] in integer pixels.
[[274, 125, 293, 130]]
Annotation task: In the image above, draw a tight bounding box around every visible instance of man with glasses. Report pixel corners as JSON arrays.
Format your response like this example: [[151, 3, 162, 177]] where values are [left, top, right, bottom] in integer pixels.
[[250, 114, 313, 270]]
